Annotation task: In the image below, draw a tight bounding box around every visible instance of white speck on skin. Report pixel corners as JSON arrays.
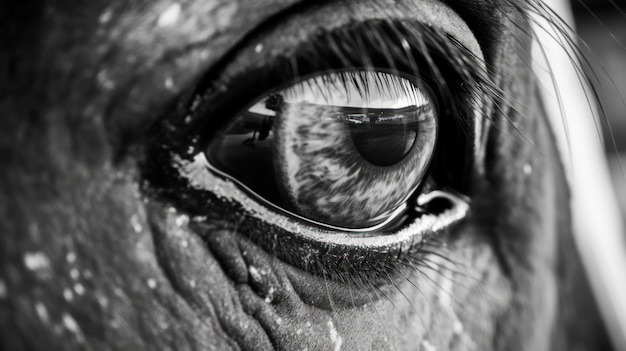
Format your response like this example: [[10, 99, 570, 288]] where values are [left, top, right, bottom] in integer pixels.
[[147, 278, 157, 289], [276, 317, 283, 325], [0, 279, 7, 299], [306, 321, 312, 328], [24, 252, 50, 271], [157, 3, 181, 27], [248, 266, 262, 282], [66, 252, 76, 264], [422, 340, 436, 351], [70, 268, 80, 280], [96, 294, 109, 308], [255, 43, 263, 53], [130, 215, 143, 233], [523, 163, 533, 176], [165, 77, 174, 90], [97, 70, 115, 90], [63, 288, 74, 301], [189, 279, 196, 288], [74, 283, 85, 295], [175, 214, 189, 227], [327, 319, 343, 351], [296, 328, 303, 335], [35, 302, 49, 324], [265, 287, 275, 303], [62, 313, 84, 341], [180, 240, 188, 248], [99, 9, 113, 24]]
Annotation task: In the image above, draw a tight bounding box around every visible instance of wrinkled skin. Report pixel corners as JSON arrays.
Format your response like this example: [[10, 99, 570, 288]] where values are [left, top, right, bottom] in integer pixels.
[[0, 0, 613, 350]]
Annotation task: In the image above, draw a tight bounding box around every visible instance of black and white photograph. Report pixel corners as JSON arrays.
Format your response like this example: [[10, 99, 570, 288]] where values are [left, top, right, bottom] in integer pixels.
[[2, 0, 626, 349]]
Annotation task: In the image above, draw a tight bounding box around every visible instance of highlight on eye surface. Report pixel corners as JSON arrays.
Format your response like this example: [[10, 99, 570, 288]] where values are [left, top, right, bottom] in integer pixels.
[[206, 70, 438, 229]]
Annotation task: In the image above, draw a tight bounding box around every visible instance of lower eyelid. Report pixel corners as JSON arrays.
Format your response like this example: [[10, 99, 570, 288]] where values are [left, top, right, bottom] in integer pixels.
[[177, 152, 469, 247]]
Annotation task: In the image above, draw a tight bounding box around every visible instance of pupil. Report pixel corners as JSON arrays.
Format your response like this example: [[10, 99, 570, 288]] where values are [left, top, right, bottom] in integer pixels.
[[346, 106, 422, 167]]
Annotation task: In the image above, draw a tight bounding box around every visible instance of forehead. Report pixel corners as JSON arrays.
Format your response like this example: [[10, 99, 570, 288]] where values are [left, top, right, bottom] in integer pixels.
[[2, 1, 299, 153]]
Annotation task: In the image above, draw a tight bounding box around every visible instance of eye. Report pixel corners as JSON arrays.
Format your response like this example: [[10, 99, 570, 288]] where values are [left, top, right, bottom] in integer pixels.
[[144, 3, 491, 278], [205, 70, 437, 229]]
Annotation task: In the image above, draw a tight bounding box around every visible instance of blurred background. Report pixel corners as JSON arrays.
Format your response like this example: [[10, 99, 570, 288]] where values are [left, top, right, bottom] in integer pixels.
[[573, 0, 626, 222]]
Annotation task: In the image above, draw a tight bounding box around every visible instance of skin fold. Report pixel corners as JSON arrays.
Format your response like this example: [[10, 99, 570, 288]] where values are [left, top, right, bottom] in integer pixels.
[[0, 0, 613, 350]]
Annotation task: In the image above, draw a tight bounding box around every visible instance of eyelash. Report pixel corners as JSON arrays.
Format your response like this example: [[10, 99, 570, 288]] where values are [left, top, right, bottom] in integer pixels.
[[143, 18, 498, 283]]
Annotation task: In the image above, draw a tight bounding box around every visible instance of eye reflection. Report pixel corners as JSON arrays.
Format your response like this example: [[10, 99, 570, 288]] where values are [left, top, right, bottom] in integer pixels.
[[206, 70, 437, 229]]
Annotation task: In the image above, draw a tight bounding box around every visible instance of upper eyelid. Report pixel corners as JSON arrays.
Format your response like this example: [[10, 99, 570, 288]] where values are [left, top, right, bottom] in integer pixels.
[[182, 20, 491, 183], [185, 0, 490, 143], [216, 0, 485, 80], [169, 7, 494, 199]]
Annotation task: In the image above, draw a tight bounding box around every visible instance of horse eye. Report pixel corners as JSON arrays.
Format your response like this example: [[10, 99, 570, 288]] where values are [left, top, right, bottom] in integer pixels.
[[144, 6, 482, 278], [204, 70, 437, 229]]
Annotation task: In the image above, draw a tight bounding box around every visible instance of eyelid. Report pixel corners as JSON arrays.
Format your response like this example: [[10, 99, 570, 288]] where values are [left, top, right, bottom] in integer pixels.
[[213, 1, 485, 84], [226, 0, 484, 69], [178, 152, 469, 246]]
